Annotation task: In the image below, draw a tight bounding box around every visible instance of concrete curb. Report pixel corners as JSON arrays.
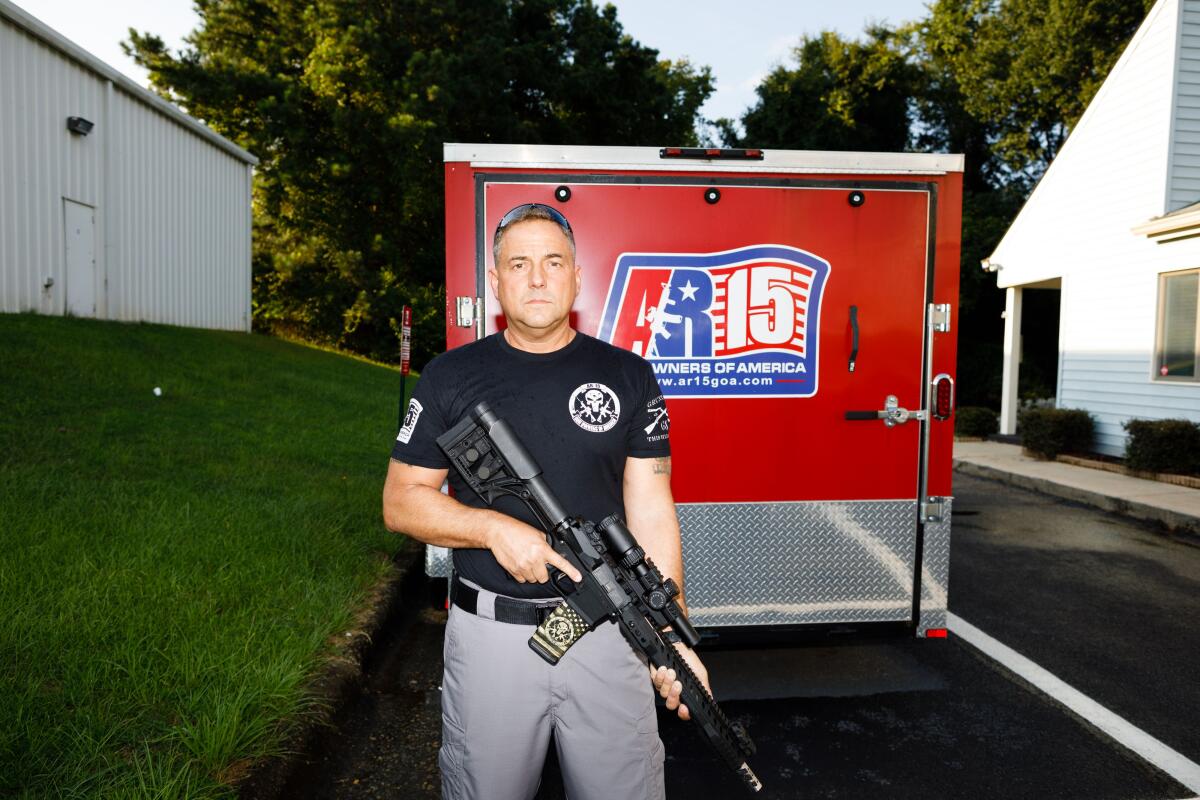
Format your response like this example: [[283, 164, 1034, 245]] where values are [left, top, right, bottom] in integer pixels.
[[954, 460, 1200, 537], [235, 549, 423, 799]]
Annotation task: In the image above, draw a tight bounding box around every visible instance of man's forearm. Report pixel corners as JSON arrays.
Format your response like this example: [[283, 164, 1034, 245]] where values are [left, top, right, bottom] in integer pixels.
[[625, 504, 688, 612], [383, 480, 503, 551], [624, 456, 688, 612]]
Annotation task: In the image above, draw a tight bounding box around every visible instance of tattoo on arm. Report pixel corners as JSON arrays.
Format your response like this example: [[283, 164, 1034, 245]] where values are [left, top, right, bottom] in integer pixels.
[[652, 457, 672, 476]]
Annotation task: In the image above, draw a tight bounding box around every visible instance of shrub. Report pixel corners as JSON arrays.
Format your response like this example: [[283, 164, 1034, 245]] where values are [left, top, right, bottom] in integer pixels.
[[955, 406, 999, 438], [1123, 418, 1200, 475], [1019, 407, 1094, 459]]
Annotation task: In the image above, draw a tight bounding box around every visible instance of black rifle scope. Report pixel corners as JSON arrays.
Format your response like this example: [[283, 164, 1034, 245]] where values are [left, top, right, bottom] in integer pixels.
[[598, 514, 701, 648]]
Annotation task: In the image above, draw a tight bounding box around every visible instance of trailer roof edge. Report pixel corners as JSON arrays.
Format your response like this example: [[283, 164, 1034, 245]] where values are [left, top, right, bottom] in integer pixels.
[[443, 144, 964, 175]]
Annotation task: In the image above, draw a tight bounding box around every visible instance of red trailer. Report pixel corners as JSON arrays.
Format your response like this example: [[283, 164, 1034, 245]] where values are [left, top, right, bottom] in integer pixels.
[[430, 144, 963, 642]]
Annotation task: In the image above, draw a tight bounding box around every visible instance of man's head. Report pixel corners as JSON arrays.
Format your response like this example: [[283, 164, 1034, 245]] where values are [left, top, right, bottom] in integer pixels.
[[492, 203, 575, 265], [489, 203, 581, 339]]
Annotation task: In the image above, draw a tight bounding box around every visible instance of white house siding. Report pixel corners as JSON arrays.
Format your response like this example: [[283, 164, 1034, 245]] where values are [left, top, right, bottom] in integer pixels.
[[990, 0, 1200, 457], [1170, 2, 1200, 210], [0, 2, 255, 331]]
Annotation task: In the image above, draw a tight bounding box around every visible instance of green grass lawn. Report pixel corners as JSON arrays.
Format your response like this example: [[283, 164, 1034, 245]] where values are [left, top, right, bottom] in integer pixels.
[[0, 313, 415, 798]]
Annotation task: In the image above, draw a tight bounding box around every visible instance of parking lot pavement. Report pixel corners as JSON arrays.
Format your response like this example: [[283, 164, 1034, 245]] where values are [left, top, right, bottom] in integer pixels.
[[286, 606, 1191, 799], [649, 637, 1190, 800], [284, 473, 1200, 799], [950, 472, 1200, 764]]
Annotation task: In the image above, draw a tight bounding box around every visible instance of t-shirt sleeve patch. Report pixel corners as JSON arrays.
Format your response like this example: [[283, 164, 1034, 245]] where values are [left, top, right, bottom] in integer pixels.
[[627, 359, 671, 455], [640, 394, 671, 442], [397, 398, 423, 444], [390, 363, 451, 468]]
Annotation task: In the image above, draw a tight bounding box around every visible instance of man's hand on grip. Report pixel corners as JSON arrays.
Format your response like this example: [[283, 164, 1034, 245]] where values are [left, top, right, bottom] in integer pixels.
[[486, 516, 583, 584]]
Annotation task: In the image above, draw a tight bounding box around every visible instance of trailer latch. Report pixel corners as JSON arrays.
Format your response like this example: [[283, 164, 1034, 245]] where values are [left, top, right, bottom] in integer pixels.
[[845, 395, 927, 427], [455, 296, 479, 328], [921, 497, 947, 523]]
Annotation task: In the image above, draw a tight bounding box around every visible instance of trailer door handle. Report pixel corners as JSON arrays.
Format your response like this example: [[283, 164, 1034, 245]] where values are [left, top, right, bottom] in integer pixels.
[[845, 395, 927, 427], [848, 305, 859, 372]]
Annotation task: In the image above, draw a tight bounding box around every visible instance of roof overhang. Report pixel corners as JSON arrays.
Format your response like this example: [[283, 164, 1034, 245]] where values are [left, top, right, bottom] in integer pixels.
[[1133, 204, 1200, 243]]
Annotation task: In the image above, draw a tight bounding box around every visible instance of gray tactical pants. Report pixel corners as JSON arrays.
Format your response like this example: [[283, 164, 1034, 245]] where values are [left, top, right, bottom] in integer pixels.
[[439, 587, 666, 800]]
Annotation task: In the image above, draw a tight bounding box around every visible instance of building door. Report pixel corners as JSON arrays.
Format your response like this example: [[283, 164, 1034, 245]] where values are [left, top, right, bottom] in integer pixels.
[[63, 199, 96, 317]]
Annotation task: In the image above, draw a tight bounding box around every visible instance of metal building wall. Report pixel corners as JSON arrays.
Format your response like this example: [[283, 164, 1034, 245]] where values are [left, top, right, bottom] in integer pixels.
[[106, 89, 252, 330], [0, 19, 105, 318], [0, 4, 255, 331]]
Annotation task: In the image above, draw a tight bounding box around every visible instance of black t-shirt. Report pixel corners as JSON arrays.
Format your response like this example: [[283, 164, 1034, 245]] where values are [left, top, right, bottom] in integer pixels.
[[391, 331, 671, 599]]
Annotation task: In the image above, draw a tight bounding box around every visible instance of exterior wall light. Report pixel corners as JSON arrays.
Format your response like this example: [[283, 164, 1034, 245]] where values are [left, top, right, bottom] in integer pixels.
[[66, 116, 94, 136]]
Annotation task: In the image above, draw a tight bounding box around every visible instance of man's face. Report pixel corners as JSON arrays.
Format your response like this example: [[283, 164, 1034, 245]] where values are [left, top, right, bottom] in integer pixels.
[[489, 218, 581, 335]]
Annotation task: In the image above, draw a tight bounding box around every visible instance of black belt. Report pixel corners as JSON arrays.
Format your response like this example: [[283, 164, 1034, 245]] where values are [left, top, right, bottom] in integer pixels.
[[450, 574, 562, 625]]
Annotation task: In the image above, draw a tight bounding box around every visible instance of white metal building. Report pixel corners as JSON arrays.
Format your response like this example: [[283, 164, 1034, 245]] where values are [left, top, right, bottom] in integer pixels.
[[986, 0, 1200, 456], [0, 0, 256, 332]]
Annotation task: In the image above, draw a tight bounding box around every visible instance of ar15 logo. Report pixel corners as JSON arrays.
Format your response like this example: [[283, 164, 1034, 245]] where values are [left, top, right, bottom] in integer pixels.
[[596, 245, 830, 398]]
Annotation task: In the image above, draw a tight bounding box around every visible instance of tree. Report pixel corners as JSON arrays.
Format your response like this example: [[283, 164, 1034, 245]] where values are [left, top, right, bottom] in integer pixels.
[[730, 26, 916, 152], [906, 0, 999, 194], [967, 0, 1156, 183], [905, 0, 1154, 405], [125, 0, 713, 365], [903, 1, 1011, 405], [726, 0, 1153, 407]]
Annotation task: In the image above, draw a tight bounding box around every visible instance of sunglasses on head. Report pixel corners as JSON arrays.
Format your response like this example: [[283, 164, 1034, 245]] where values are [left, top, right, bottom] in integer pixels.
[[496, 203, 573, 235]]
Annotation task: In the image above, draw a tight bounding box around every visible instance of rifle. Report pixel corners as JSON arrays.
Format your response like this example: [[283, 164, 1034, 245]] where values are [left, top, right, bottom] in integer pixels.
[[436, 402, 762, 794]]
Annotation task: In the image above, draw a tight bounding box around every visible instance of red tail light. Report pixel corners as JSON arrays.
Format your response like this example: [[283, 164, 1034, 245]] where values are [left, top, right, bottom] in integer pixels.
[[925, 628, 948, 638], [932, 374, 955, 421]]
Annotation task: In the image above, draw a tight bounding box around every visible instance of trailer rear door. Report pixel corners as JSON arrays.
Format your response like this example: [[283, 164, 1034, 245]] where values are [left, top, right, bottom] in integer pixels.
[[478, 175, 935, 631]]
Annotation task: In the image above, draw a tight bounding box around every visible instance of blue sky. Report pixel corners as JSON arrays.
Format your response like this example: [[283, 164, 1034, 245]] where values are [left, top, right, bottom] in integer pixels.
[[16, 0, 931, 126]]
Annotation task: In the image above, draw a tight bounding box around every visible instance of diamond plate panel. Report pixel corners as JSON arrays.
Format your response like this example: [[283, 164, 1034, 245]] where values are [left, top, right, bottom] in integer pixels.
[[425, 500, 950, 634], [679, 500, 919, 628], [917, 497, 951, 635], [426, 544, 452, 578]]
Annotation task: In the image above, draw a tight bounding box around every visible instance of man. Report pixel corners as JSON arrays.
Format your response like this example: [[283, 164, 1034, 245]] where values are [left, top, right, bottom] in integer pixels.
[[382, 202, 709, 800]]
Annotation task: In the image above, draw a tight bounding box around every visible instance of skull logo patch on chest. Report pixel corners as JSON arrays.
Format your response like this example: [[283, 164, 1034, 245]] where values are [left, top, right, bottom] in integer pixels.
[[568, 382, 621, 433]]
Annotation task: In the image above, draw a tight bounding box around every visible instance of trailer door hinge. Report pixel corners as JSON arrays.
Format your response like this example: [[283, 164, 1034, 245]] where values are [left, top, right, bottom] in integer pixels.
[[455, 296, 480, 328], [921, 497, 946, 523], [930, 303, 952, 333]]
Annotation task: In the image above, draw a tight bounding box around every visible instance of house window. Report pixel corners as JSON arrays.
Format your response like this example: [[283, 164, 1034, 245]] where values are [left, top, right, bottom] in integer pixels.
[[1155, 269, 1199, 381]]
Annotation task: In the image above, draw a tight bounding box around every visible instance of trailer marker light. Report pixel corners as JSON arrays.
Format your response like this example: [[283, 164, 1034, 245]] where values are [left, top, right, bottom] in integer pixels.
[[704, 188, 721, 205], [659, 147, 765, 160], [932, 374, 955, 420], [926, 628, 948, 638], [554, 185, 572, 202], [848, 190, 865, 207]]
